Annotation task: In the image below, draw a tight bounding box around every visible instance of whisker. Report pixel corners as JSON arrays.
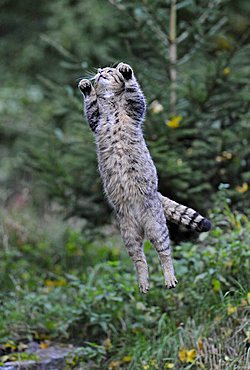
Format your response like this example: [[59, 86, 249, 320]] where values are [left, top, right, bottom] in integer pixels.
[[76, 67, 98, 82], [111, 61, 120, 68], [85, 70, 96, 77], [75, 75, 96, 82], [75, 77, 85, 82]]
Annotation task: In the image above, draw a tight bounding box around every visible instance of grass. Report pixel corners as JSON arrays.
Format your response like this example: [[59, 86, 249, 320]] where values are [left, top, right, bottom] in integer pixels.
[[0, 199, 249, 369]]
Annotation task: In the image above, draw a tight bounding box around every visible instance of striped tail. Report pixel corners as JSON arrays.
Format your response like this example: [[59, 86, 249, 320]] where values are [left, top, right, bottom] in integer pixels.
[[158, 193, 212, 232]]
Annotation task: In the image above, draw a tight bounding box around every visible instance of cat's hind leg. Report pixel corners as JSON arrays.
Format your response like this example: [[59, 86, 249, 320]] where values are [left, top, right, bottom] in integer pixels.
[[119, 218, 149, 293], [144, 202, 178, 289]]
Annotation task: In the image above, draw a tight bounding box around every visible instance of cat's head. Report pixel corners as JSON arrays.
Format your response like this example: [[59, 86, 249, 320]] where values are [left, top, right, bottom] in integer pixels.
[[94, 67, 125, 97]]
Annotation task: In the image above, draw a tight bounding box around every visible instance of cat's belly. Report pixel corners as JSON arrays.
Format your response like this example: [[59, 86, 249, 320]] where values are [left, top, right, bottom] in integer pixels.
[[97, 140, 158, 209]]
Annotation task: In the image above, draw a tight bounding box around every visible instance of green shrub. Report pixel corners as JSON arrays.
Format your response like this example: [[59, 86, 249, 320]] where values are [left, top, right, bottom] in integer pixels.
[[0, 201, 249, 368]]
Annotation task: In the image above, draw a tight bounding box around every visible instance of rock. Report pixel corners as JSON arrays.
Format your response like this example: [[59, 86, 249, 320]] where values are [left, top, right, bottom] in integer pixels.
[[0, 344, 73, 370]]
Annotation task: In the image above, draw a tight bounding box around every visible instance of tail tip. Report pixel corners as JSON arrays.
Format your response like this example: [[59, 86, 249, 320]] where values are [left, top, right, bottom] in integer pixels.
[[199, 218, 212, 232]]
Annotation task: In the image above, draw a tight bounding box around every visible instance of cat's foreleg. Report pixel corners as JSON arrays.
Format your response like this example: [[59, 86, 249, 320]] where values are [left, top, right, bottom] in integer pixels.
[[116, 63, 146, 121], [78, 79, 100, 133], [119, 218, 149, 293]]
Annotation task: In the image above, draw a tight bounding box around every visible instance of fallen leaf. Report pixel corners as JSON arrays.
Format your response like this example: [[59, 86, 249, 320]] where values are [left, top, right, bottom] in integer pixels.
[[235, 182, 248, 193], [39, 342, 49, 349], [17, 343, 28, 351], [0, 355, 10, 363]]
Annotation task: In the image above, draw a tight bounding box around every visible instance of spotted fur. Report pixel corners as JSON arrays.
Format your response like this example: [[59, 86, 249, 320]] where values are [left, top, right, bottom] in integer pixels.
[[78, 63, 211, 293]]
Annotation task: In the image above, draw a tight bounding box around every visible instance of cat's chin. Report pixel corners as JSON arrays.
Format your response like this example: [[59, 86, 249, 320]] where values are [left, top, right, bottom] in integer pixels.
[[102, 91, 115, 99]]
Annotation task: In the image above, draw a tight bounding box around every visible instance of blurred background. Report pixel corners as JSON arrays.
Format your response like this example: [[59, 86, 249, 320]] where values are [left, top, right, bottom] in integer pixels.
[[0, 0, 249, 369]]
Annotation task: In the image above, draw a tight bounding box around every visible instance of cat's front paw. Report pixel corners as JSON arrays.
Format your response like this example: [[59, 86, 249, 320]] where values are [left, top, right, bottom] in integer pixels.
[[117, 63, 133, 80], [78, 79, 92, 95]]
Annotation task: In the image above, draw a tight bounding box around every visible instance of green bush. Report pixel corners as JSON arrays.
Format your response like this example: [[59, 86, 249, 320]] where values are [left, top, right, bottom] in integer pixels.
[[0, 200, 249, 368]]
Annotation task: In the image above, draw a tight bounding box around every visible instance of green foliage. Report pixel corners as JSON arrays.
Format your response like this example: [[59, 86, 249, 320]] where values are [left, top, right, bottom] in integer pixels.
[[0, 202, 249, 368]]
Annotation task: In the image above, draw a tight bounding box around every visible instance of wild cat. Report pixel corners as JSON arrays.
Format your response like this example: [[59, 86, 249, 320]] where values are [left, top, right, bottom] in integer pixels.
[[78, 63, 211, 293]]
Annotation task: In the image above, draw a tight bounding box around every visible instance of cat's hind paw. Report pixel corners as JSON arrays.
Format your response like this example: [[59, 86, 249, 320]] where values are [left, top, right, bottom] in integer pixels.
[[165, 275, 178, 289], [139, 280, 150, 294]]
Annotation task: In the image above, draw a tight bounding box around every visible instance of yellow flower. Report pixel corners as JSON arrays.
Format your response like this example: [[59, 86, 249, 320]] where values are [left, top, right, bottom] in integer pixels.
[[247, 292, 250, 304], [179, 348, 197, 363], [150, 100, 164, 114], [165, 363, 175, 369], [166, 115, 183, 129], [186, 349, 197, 363], [223, 67, 231, 76], [235, 182, 248, 193], [122, 355, 132, 363], [179, 348, 187, 362], [227, 305, 237, 315]]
